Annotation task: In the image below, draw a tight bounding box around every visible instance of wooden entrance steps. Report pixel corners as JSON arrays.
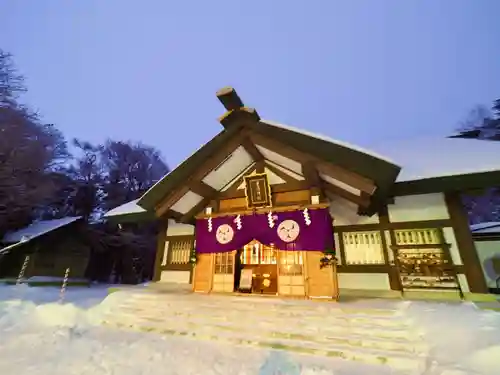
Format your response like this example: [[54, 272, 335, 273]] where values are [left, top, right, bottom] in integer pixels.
[[99, 291, 428, 373]]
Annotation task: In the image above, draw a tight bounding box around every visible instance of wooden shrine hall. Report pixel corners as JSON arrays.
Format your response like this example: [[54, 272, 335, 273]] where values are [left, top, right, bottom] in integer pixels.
[[105, 86, 500, 301]]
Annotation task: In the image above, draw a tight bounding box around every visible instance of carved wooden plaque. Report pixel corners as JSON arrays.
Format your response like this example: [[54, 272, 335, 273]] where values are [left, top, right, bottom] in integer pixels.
[[244, 173, 272, 209]]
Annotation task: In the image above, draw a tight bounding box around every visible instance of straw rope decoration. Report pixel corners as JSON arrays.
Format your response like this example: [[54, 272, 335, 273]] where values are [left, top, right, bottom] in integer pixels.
[[16, 255, 30, 285], [59, 267, 70, 304]]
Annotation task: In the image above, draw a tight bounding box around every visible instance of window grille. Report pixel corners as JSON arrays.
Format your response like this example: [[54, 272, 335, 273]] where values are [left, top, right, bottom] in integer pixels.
[[342, 231, 385, 264]]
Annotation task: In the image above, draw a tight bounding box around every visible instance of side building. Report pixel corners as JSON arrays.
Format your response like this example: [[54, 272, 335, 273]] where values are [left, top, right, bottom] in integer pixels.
[[105, 87, 500, 301]]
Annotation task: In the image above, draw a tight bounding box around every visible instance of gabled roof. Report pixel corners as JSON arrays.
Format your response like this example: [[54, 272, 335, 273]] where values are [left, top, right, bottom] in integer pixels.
[[137, 118, 401, 212], [1, 216, 83, 244], [104, 88, 500, 222]]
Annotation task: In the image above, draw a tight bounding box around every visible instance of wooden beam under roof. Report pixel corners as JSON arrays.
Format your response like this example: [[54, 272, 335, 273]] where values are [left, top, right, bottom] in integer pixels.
[[166, 209, 184, 222], [155, 131, 249, 217], [241, 137, 264, 162], [323, 181, 371, 208], [264, 161, 302, 183], [189, 180, 218, 198], [180, 198, 211, 224], [249, 132, 377, 195], [219, 107, 260, 128], [301, 161, 322, 188]]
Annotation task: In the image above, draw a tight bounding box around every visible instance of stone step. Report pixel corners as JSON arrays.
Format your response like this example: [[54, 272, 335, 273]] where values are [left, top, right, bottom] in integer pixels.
[[109, 307, 418, 340], [102, 318, 426, 373], [129, 292, 404, 316], [102, 312, 426, 354], [116, 302, 414, 331]]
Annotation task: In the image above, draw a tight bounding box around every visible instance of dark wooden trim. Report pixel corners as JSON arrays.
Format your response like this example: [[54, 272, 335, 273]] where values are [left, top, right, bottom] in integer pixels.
[[219, 107, 260, 128], [393, 171, 500, 197], [327, 262, 466, 276], [334, 219, 453, 233], [444, 192, 488, 293], [378, 206, 402, 290], [472, 234, 500, 242], [391, 243, 451, 250], [166, 235, 195, 242], [165, 209, 183, 222], [220, 180, 310, 199], [180, 198, 210, 224], [302, 161, 321, 188], [189, 181, 218, 198], [209, 199, 219, 214], [219, 199, 311, 214], [323, 181, 370, 208], [337, 264, 389, 273], [222, 165, 257, 196], [153, 219, 168, 282], [216, 87, 244, 111], [336, 228, 347, 266], [255, 159, 265, 173], [249, 131, 377, 195], [161, 264, 191, 271], [241, 137, 264, 162], [155, 130, 250, 216]]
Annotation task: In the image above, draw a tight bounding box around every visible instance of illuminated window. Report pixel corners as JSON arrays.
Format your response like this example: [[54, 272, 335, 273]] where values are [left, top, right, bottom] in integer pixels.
[[279, 250, 303, 276], [241, 240, 277, 265], [168, 238, 192, 264], [214, 252, 233, 274]]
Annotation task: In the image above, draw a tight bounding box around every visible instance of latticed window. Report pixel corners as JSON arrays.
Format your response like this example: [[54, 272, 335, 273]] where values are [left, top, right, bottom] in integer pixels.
[[394, 228, 441, 245], [214, 252, 233, 274], [278, 250, 303, 276], [343, 231, 385, 264], [168, 238, 192, 264]]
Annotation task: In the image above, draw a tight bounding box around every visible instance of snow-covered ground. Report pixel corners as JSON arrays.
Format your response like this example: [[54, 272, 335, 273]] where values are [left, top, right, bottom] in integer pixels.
[[0, 285, 499, 375]]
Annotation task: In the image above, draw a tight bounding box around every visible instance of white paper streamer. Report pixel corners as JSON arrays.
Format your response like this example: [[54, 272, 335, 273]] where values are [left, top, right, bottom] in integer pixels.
[[267, 211, 275, 228], [234, 215, 242, 230], [303, 208, 312, 226], [208, 217, 213, 232]]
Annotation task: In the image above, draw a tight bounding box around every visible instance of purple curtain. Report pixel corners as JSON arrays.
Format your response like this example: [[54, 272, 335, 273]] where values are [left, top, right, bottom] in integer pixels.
[[195, 208, 334, 254]]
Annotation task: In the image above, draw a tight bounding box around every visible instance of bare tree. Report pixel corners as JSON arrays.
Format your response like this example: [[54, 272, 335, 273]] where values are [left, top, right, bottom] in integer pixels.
[[0, 49, 25, 106], [0, 106, 70, 233], [101, 140, 169, 211]]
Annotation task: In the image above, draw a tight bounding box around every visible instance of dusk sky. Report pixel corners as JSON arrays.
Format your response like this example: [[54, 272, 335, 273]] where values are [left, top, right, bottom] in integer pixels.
[[1, 1, 499, 168]]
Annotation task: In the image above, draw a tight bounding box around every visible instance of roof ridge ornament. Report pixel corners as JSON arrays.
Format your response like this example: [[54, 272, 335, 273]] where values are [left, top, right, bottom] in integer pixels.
[[216, 86, 260, 128]]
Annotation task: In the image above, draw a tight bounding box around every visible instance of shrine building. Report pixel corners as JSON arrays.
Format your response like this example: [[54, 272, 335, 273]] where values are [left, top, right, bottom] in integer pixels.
[[105, 87, 500, 301]]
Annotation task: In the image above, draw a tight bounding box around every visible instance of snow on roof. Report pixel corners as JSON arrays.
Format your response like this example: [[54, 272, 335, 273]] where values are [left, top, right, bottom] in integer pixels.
[[2, 216, 82, 244], [261, 119, 399, 165], [262, 121, 500, 182], [366, 137, 500, 182], [470, 222, 500, 234], [103, 199, 146, 217]]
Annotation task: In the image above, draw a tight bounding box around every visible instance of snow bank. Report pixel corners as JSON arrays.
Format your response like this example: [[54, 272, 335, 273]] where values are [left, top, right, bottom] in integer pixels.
[[407, 301, 500, 375], [1, 286, 500, 375]]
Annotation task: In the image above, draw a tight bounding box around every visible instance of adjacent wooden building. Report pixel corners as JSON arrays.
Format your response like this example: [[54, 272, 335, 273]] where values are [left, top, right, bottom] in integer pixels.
[[105, 87, 500, 300], [0, 217, 90, 281]]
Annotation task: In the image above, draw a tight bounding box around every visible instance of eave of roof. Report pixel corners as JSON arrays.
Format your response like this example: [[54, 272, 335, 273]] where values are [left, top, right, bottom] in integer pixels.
[[2, 216, 83, 244]]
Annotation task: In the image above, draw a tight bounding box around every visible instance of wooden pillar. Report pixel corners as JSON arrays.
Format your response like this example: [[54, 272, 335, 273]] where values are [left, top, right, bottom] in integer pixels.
[[444, 191, 488, 293], [152, 218, 168, 282], [378, 206, 402, 291]]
